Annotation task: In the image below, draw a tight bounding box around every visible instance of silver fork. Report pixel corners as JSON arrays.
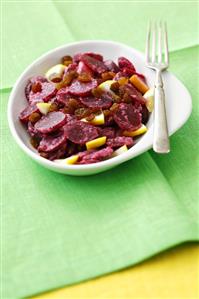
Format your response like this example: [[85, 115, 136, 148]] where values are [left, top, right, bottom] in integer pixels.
[[146, 21, 170, 153]]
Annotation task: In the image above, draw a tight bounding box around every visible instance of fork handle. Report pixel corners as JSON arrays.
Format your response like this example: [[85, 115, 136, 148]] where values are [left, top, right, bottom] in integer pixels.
[[153, 70, 170, 153]]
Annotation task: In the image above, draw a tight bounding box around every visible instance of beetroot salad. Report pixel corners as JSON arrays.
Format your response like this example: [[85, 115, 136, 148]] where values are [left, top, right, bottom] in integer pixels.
[[19, 52, 153, 165]]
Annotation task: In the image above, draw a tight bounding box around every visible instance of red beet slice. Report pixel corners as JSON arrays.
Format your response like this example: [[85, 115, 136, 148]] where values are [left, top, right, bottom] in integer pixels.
[[121, 83, 146, 105], [64, 120, 99, 144], [80, 93, 113, 109], [118, 57, 136, 72], [113, 103, 142, 131], [56, 87, 71, 106], [141, 105, 149, 124], [107, 136, 133, 148], [81, 54, 108, 74], [19, 104, 39, 123], [67, 79, 97, 96], [35, 111, 66, 134], [77, 61, 93, 75], [79, 147, 113, 164], [38, 130, 67, 152], [74, 52, 103, 63], [104, 60, 119, 72], [99, 127, 116, 139], [29, 82, 57, 105], [41, 144, 67, 161]]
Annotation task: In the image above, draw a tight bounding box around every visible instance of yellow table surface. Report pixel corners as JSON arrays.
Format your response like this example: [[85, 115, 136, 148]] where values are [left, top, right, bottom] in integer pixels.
[[33, 243, 199, 299]]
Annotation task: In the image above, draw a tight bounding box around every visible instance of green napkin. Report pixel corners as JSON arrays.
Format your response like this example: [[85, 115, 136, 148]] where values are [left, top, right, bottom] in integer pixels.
[[1, 1, 198, 298]]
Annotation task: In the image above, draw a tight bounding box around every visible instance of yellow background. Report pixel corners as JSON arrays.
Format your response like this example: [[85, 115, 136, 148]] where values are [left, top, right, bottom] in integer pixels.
[[34, 243, 198, 299]]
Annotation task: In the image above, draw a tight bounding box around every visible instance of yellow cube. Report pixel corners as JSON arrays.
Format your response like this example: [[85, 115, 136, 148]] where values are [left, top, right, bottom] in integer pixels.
[[86, 136, 107, 150], [112, 145, 128, 157], [123, 124, 147, 137], [55, 155, 79, 165], [36, 102, 51, 115], [65, 155, 79, 165], [81, 112, 105, 125], [45, 64, 66, 82]]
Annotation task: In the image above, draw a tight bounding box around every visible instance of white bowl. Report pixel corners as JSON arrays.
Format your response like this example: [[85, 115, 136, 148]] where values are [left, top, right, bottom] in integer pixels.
[[8, 40, 192, 176]]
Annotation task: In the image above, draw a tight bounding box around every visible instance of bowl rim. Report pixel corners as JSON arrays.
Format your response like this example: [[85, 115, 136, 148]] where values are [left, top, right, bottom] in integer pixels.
[[7, 39, 191, 172]]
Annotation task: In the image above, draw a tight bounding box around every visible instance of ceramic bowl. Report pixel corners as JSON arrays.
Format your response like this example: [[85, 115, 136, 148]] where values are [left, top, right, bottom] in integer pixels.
[[8, 40, 192, 175]]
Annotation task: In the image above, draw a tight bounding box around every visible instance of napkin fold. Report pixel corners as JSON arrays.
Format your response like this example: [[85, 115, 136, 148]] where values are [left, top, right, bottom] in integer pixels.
[[1, 1, 198, 298]]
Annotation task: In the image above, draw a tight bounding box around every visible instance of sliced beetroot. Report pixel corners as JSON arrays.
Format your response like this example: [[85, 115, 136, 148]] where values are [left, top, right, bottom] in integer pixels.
[[35, 111, 66, 134], [77, 61, 93, 75], [38, 130, 67, 152], [84, 52, 103, 61], [67, 79, 97, 96], [107, 136, 133, 148], [81, 54, 108, 74], [41, 144, 67, 161], [122, 67, 135, 77], [141, 105, 149, 124], [118, 57, 136, 72], [121, 83, 146, 105], [74, 52, 103, 63], [113, 103, 142, 131], [104, 60, 119, 72], [80, 93, 113, 109], [79, 147, 113, 164], [25, 76, 47, 101], [19, 104, 39, 123], [64, 120, 99, 144], [99, 127, 116, 139], [56, 87, 71, 106], [29, 82, 57, 105]]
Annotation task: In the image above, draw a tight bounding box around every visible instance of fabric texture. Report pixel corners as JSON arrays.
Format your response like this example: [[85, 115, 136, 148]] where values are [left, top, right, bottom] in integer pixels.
[[1, 1, 199, 298], [33, 244, 199, 299]]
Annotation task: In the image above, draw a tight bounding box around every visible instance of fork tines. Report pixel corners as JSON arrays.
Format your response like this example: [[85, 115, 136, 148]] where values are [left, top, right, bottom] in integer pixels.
[[146, 21, 169, 67]]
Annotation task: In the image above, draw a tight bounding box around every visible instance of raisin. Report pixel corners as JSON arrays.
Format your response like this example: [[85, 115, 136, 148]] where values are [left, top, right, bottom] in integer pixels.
[[101, 71, 116, 81], [40, 152, 49, 159], [123, 92, 132, 103], [62, 55, 73, 66], [31, 82, 42, 93], [74, 107, 91, 119], [28, 112, 41, 123], [91, 87, 103, 97], [49, 103, 58, 112], [30, 136, 40, 149], [78, 73, 92, 82], [110, 103, 119, 112], [63, 70, 78, 86], [112, 94, 122, 103], [68, 98, 81, 110], [103, 109, 111, 117], [110, 81, 120, 92]]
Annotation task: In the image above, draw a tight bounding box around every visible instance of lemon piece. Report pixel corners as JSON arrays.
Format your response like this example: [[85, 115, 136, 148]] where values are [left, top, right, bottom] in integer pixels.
[[98, 80, 116, 94], [143, 88, 154, 112], [81, 112, 105, 125], [112, 145, 128, 157], [123, 124, 148, 137], [65, 155, 79, 165], [36, 102, 51, 115], [86, 136, 107, 150], [45, 64, 66, 82], [55, 155, 79, 165]]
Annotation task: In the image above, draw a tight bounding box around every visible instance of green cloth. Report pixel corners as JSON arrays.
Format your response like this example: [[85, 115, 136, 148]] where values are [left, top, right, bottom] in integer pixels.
[[1, 1, 198, 298]]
